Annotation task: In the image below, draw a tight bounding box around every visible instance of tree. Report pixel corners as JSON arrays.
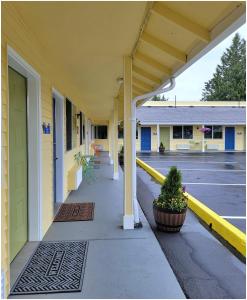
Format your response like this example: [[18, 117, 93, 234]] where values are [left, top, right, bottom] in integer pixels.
[[152, 94, 168, 101], [201, 33, 246, 101]]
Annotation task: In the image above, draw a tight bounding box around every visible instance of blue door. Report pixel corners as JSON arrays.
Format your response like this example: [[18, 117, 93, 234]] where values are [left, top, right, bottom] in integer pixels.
[[141, 127, 151, 151], [225, 127, 235, 150]]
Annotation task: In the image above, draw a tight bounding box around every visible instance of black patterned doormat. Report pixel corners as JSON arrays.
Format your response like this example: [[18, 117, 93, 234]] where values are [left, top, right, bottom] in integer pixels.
[[54, 202, 95, 222], [10, 240, 88, 295]]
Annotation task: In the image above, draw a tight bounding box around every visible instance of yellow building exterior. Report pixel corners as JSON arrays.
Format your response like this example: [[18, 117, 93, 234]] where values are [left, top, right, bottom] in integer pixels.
[[1, 1, 246, 297]]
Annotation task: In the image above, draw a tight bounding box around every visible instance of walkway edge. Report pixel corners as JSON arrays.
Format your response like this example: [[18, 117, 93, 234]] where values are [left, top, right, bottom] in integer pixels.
[[136, 157, 246, 257]]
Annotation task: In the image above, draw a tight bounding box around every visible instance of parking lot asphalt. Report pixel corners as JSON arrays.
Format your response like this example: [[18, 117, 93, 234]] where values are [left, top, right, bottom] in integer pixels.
[[137, 151, 246, 232]]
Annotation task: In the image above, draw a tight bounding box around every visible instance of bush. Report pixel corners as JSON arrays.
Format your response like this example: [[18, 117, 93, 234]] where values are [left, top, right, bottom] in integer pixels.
[[153, 166, 188, 212]]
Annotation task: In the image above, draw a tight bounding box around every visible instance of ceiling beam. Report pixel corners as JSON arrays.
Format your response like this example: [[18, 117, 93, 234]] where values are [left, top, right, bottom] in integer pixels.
[[133, 85, 148, 94], [133, 65, 161, 85], [133, 77, 154, 91], [141, 32, 187, 62], [151, 3, 210, 43], [135, 51, 172, 74]]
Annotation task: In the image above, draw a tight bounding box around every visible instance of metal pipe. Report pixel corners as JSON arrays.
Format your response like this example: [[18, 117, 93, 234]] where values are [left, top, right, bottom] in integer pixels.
[[131, 77, 176, 226]]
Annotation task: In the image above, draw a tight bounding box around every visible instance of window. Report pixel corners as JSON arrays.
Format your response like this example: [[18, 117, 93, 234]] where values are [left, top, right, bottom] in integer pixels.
[[66, 99, 72, 151], [173, 126, 193, 139], [213, 125, 223, 139], [94, 125, 108, 139], [79, 112, 85, 145], [204, 126, 212, 139], [183, 126, 193, 139], [71, 104, 77, 148], [173, 126, 183, 139], [204, 125, 222, 139]]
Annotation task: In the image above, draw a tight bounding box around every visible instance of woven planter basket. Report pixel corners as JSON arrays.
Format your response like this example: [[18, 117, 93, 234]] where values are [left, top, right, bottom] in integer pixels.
[[153, 205, 187, 232]]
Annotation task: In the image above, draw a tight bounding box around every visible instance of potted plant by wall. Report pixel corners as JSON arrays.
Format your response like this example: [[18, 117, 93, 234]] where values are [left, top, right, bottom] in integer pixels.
[[118, 145, 124, 166], [159, 142, 165, 153], [153, 166, 188, 232]]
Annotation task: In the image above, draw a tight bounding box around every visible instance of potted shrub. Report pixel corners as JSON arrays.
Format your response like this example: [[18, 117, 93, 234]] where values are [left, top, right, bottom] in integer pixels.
[[118, 145, 124, 165], [159, 142, 165, 153], [153, 166, 188, 232]]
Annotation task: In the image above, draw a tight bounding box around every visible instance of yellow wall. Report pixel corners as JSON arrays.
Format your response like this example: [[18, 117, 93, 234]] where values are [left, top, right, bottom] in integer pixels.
[[205, 138, 224, 151], [1, 4, 89, 294], [151, 125, 158, 151]]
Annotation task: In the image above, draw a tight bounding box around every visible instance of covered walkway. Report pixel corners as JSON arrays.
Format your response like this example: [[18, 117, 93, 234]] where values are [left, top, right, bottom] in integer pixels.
[[10, 153, 184, 299], [2, 2, 246, 297]]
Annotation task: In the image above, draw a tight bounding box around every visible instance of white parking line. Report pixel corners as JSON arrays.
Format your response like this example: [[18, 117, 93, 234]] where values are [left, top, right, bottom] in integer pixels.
[[183, 182, 246, 186], [220, 216, 246, 219], [143, 160, 239, 164], [154, 168, 245, 172]]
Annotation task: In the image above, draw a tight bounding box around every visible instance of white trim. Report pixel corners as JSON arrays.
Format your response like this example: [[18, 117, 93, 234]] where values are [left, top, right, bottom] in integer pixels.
[[52, 88, 65, 203], [156, 124, 160, 152], [8, 46, 42, 241], [123, 214, 134, 229]]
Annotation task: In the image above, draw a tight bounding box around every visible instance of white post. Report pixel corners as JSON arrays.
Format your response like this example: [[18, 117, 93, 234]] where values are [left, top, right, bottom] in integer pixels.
[[202, 125, 205, 152], [131, 101, 140, 226], [113, 97, 119, 180], [109, 117, 113, 164], [123, 56, 134, 229], [157, 124, 160, 152]]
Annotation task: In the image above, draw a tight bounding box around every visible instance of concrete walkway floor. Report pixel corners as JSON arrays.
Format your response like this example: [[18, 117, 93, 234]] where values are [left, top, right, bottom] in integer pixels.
[[10, 152, 185, 299]]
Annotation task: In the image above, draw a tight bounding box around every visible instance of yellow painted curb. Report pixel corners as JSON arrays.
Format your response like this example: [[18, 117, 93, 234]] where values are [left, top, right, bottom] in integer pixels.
[[136, 157, 246, 257]]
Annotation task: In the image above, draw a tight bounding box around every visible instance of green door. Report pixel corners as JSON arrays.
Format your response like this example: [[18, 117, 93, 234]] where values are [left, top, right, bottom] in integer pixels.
[[9, 67, 28, 261], [160, 127, 170, 150]]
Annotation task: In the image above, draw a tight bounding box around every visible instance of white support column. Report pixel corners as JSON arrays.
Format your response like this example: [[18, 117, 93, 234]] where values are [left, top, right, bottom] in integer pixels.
[[202, 125, 205, 152], [109, 117, 113, 164], [123, 56, 134, 229], [113, 97, 119, 180], [157, 124, 160, 152]]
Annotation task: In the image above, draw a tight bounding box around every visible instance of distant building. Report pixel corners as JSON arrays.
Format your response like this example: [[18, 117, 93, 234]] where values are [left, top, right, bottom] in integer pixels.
[[135, 103, 246, 152]]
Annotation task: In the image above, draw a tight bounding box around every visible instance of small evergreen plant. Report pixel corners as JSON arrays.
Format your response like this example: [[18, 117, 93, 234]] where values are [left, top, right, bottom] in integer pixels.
[[159, 142, 165, 149], [153, 166, 188, 212]]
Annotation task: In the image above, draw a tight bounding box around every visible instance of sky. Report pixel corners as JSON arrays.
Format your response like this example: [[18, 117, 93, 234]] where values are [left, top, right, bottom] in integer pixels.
[[161, 24, 246, 102]]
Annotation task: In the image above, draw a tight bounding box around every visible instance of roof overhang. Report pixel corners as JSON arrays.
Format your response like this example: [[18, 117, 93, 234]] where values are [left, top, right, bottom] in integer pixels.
[[7, 1, 246, 121]]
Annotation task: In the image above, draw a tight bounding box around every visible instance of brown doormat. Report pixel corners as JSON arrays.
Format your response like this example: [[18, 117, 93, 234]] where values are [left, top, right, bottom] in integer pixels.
[[54, 203, 95, 222], [94, 160, 101, 164]]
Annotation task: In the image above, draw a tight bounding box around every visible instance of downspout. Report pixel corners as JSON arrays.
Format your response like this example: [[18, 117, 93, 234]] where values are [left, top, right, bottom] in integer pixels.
[[131, 77, 176, 226]]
